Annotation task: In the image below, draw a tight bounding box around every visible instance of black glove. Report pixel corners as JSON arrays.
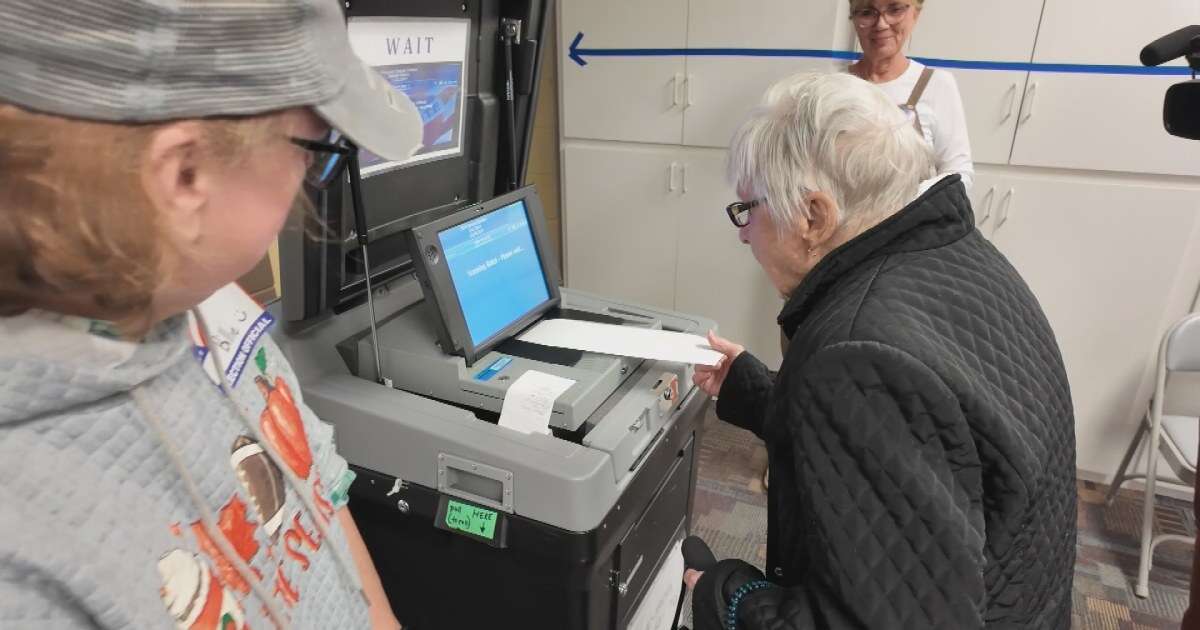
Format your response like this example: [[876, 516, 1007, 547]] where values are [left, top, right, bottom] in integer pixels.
[[692, 559, 772, 630]]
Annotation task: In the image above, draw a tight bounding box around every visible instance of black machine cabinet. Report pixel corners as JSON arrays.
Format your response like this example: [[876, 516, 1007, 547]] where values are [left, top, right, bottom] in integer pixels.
[[349, 396, 703, 630]]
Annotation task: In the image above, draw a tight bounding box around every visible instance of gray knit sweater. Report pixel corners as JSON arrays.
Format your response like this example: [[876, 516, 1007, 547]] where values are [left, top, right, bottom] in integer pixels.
[[0, 302, 371, 629]]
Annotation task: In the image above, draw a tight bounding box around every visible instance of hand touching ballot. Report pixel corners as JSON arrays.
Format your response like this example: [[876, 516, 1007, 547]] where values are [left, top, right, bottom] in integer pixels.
[[693, 331, 744, 397]]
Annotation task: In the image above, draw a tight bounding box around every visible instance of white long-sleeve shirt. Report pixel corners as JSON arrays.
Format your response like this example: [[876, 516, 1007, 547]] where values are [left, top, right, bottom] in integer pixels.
[[872, 60, 975, 190]]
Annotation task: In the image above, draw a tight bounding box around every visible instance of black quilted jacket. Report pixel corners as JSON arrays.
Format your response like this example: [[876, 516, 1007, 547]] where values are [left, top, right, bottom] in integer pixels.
[[692, 176, 1076, 629]]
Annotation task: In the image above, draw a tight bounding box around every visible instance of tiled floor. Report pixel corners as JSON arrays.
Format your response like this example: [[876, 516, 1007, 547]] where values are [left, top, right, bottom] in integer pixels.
[[690, 412, 1196, 628]]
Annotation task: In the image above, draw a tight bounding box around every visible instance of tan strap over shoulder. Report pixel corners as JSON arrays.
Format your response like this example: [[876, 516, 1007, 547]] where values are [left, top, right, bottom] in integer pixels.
[[903, 66, 935, 136]]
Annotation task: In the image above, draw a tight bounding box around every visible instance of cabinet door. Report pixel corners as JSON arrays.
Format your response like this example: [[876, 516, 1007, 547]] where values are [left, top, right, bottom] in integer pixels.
[[906, 1, 1044, 166], [1010, 1, 1200, 176], [673, 150, 785, 367], [682, 58, 836, 149], [687, 0, 841, 49], [942, 70, 1029, 166], [1009, 74, 1200, 176], [559, 0, 688, 144], [966, 168, 1006, 240], [682, 0, 842, 149], [1033, 0, 1199, 67], [907, 0, 1044, 62], [990, 175, 1200, 475], [561, 143, 682, 310]]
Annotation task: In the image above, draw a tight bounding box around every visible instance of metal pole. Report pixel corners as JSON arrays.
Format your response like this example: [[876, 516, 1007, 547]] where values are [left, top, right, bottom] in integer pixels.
[[346, 145, 391, 387]]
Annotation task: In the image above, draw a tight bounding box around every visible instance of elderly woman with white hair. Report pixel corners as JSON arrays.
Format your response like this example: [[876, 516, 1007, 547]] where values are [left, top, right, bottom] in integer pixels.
[[682, 72, 1076, 629]]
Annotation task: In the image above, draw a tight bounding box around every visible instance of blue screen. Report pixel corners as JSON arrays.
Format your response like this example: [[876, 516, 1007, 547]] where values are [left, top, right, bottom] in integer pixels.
[[438, 200, 551, 347]]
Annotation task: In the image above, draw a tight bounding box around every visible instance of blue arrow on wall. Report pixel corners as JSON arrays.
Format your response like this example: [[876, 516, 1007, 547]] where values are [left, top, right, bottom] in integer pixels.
[[568, 32, 1195, 76]]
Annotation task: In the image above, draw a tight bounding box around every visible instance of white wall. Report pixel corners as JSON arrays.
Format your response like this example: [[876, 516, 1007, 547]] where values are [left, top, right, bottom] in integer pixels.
[[556, 0, 1200, 483]]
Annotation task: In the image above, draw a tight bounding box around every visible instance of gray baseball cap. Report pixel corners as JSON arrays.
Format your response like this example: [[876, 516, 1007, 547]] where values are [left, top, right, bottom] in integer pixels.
[[0, 0, 422, 161]]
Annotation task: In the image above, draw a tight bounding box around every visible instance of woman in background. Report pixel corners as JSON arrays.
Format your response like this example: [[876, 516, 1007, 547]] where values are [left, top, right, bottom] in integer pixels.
[[847, 0, 974, 189]]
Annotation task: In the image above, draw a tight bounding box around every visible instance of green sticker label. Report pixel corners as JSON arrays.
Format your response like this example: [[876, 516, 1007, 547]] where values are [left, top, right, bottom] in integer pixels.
[[445, 499, 498, 540], [255, 347, 268, 375]]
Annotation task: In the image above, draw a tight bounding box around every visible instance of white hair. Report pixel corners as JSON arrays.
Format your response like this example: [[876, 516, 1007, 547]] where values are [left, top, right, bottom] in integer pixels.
[[728, 72, 935, 235]]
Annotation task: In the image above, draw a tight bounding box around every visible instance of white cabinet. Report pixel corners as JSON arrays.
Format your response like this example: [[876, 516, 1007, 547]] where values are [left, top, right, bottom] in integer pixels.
[[980, 167, 1200, 475], [687, 0, 841, 49], [1009, 0, 1200, 176], [559, 0, 688, 144], [905, 0, 1200, 175], [562, 142, 784, 365], [965, 172, 1010, 240], [907, 0, 1044, 63], [683, 0, 843, 149], [947, 70, 1028, 166], [559, 0, 845, 148], [907, 0, 1044, 166], [1032, 0, 1199, 66], [561, 143, 681, 310], [1009, 74, 1200, 177], [682, 58, 836, 149], [672, 151, 785, 366]]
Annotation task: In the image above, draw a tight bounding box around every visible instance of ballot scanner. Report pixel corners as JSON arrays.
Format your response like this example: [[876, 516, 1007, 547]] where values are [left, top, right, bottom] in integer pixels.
[[268, 1, 713, 628]]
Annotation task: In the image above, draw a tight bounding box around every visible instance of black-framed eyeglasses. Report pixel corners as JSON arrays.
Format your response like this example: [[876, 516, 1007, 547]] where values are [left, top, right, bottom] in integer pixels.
[[726, 199, 760, 228], [850, 3, 912, 28], [290, 129, 353, 189]]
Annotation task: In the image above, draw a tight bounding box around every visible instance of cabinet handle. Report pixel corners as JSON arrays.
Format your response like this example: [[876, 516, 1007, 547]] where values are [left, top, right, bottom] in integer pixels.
[[669, 162, 679, 192], [670, 73, 682, 108], [978, 186, 996, 225], [682, 163, 690, 193], [1020, 82, 1037, 124], [684, 74, 694, 108], [1000, 83, 1018, 123], [997, 188, 1014, 229]]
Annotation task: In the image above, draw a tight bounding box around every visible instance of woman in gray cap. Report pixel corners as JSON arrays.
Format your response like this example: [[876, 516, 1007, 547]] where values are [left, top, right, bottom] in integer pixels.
[[0, 1, 422, 628]]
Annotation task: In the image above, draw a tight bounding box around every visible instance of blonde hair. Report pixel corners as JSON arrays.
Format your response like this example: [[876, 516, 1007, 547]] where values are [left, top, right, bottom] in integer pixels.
[[849, 0, 925, 12], [0, 105, 281, 336]]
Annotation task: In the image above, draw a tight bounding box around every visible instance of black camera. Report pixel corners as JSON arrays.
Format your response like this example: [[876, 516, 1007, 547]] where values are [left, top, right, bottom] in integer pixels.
[[1142, 26, 1200, 139]]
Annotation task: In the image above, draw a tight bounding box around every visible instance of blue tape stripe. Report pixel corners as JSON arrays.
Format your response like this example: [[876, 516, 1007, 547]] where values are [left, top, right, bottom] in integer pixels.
[[573, 46, 1195, 76], [577, 47, 861, 60], [913, 56, 1194, 75]]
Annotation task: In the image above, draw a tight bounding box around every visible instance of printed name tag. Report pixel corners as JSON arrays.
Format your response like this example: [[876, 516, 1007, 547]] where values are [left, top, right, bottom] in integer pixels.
[[187, 284, 275, 388]]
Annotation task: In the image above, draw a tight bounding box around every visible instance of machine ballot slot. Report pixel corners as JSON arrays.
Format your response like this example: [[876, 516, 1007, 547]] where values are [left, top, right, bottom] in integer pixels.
[[494, 338, 584, 367], [546, 307, 630, 326], [437, 452, 515, 513]]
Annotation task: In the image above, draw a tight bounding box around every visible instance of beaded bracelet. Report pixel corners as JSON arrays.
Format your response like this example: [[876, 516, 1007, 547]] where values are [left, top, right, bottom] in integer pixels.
[[725, 579, 774, 630]]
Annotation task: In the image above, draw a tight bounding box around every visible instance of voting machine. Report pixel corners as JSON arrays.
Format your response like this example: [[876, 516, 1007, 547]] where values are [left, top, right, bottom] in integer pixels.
[[270, 1, 713, 628]]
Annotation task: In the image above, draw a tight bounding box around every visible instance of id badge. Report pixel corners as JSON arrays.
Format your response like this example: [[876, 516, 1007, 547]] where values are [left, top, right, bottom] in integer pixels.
[[187, 284, 276, 389]]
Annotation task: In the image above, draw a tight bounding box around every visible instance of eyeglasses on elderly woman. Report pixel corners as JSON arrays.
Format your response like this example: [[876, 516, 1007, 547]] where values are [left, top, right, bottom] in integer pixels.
[[725, 199, 761, 228]]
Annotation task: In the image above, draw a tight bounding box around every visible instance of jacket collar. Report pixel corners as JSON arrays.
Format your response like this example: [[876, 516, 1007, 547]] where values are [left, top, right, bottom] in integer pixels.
[[778, 175, 974, 337]]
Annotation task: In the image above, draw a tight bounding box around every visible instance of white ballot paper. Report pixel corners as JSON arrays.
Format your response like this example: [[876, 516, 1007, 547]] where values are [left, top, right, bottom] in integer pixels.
[[626, 539, 686, 630], [497, 370, 576, 435], [519, 319, 723, 366]]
